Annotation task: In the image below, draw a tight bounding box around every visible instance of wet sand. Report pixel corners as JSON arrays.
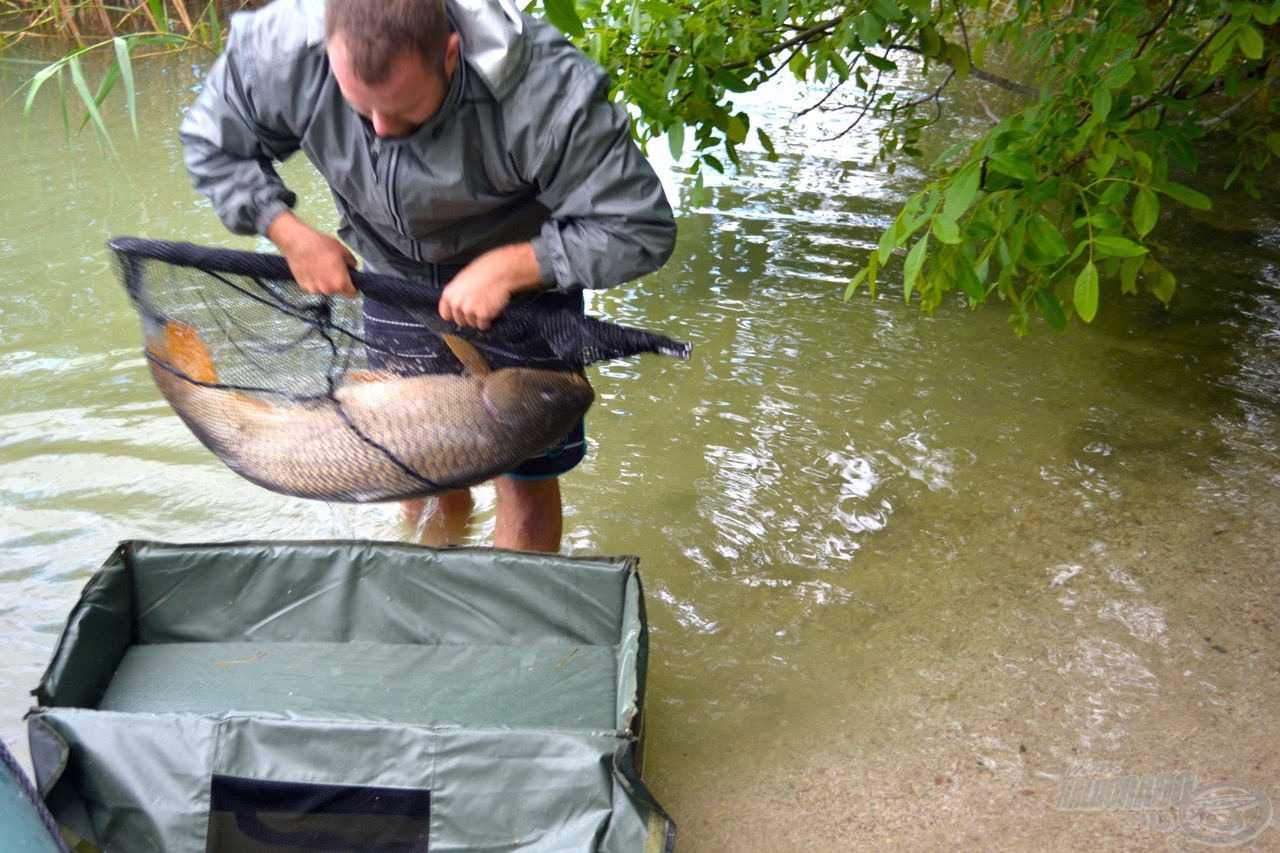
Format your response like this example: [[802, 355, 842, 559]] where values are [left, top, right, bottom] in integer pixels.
[[646, 480, 1279, 851]]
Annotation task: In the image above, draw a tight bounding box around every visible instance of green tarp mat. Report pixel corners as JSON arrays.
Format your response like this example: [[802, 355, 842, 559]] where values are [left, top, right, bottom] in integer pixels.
[[0, 740, 66, 853], [27, 540, 674, 852]]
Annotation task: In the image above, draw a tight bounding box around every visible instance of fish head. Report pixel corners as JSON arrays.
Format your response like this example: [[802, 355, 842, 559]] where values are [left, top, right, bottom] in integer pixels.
[[480, 368, 594, 428]]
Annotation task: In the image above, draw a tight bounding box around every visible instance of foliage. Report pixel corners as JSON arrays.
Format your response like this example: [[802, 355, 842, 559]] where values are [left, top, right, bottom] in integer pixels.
[[542, 0, 1280, 332], [1, 2, 250, 146], [6, 1, 1278, 332]]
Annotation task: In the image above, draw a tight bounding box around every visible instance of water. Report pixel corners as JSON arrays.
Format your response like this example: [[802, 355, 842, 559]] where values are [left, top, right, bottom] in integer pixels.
[[2, 56, 1278, 849]]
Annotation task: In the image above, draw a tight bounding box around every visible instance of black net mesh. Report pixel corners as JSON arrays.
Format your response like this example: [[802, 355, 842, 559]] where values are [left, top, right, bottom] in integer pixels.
[[111, 237, 689, 502]]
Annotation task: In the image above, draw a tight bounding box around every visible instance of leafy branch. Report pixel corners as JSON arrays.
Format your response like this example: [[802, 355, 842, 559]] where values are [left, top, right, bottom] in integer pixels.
[[550, 0, 1280, 333]]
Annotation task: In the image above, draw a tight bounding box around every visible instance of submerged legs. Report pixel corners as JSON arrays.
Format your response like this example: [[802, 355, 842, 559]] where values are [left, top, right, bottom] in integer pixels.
[[404, 490, 475, 547], [403, 476, 562, 553]]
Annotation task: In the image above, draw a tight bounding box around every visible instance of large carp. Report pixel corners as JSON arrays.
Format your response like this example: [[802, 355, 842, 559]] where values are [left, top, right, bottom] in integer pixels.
[[144, 319, 594, 502]]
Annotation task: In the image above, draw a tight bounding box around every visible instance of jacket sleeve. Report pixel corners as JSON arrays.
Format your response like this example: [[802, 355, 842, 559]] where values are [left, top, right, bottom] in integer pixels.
[[525, 67, 677, 292], [178, 27, 304, 237]]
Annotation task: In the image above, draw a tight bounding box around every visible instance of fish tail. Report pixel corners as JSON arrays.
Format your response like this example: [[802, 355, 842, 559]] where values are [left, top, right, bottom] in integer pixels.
[[146, 319, 219, 384]]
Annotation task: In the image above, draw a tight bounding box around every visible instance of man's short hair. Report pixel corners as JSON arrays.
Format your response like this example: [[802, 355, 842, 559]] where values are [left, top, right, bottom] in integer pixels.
[[325, 0, 452, 82]]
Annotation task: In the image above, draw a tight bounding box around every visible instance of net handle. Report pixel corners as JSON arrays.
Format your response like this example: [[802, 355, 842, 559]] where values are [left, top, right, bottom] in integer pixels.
[[107, 236, 436, 306]]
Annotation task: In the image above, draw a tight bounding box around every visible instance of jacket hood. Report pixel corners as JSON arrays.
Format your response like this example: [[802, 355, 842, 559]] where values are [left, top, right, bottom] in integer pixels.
[[449, 0, 527, 94]]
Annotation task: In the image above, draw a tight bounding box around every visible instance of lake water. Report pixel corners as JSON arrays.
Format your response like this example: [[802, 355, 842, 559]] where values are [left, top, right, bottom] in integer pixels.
[[1, 53, 1277, 849]]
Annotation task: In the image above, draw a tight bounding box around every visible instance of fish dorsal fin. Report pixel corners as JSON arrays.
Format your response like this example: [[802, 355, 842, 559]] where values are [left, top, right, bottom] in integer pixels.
[[442, 334, 492, 376]]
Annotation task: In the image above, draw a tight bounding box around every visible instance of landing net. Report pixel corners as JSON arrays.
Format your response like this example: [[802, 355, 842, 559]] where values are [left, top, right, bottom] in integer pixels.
[[111, 237, 689, 502]]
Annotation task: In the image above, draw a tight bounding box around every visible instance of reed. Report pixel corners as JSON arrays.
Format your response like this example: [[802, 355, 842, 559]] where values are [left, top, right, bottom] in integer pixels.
[[1, 1, 261, 148], [1, 2, 257, 46]]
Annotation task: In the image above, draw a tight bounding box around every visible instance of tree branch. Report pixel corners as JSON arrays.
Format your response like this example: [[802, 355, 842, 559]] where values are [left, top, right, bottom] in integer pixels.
[[717, 15, 848, 72]]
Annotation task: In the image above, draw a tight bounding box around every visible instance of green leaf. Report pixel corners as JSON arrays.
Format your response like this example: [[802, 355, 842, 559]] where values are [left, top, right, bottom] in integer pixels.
[[667, 121, 684, 160], [856, 12, 886, 48], [1092, 234, 1147, 258], [1119, 256, 1143, 295], [23, 62, 64, 126], [955, 256, 984, 303], [932, 214, 961, 245], [864, 53, 898, 73], [721, 112, 749, 144], [1209, 27, 1236, 75], [543, 0, 584, 37], [878, 221, 899, 265], [1237, 24, 1264, 60], [872, 0, 905, 21], [712, 68, 753, 93], [845, 266, 870, 300], [757, 128, 777, 161], [1091, 86, 1112, 121], [112, 37, 138, 139], [1103, 60, 1134, 91], [945, 43, 971, 76], [207, 2, 224, 54], [1091, 142, 1120, 181], [932, 140, 969, 168], [1026, 215, 1069, 263], [1097, 180, 1129, 205], [1265, 132, 1280, 159], [942, 164, 981, 222], [986, 152, 1035, 181], [67, 56, 116, 155], [1156, 181, 1212, 211], [902, 233, 929, 292], [689, 170, 705, 208], [1132, 189, 1159, 237], [1034, 287, 1068, 331], [1150, 265, 1177, 305], [919, 25, 943, 58], [1074, 261, 1099, 323]]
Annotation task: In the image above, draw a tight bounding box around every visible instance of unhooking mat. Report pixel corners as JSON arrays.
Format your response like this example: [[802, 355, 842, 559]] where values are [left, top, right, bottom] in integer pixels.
[[111, 237, 690, 502], [0, 740, 66, 853], [27, 540, 675, 852]]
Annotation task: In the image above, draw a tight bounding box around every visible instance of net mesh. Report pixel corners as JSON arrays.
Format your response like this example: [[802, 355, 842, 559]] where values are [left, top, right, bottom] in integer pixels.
[[112, 237, 689, 502]]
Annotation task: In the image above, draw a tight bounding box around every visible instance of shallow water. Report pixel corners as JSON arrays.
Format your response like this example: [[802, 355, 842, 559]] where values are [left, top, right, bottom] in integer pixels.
[[2, 56, 1278, 849]]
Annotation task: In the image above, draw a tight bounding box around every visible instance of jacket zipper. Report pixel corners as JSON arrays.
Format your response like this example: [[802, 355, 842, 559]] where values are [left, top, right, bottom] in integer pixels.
[[374, 142, 425, 265]]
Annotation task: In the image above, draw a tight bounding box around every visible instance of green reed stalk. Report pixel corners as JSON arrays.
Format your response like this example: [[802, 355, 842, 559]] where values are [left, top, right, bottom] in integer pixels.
[[3, 2, 258, 146]]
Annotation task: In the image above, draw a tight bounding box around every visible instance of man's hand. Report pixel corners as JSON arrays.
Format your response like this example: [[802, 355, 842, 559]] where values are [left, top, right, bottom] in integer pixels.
[[268, 211, 358, 298], [439, 242, 543, 330]]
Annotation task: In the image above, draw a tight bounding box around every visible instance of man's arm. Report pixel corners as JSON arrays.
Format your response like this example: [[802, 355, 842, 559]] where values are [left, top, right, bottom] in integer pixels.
[[267, 212, 358, 298], [519, 47, 677, 294], [182, 36, 360, 297], [438, 242, 541, 331], [179, 39, 301, 238]]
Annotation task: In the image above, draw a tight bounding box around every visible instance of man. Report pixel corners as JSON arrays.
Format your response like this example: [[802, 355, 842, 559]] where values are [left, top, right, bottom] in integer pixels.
[[180, 0, 676, 552]]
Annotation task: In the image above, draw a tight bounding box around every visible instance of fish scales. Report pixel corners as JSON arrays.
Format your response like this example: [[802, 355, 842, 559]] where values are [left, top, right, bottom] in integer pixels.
[[146, 322, 593, 502]]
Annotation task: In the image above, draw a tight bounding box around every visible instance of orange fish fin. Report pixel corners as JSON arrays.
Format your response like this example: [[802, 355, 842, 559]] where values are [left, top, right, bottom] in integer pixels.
[[343, 371, 387, 384], [442, 334, 492, 376], [146, 319, 219, 384]]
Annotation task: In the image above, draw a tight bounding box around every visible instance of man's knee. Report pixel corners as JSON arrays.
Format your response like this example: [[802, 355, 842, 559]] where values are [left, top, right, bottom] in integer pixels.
[[494, 476, 562, 551]]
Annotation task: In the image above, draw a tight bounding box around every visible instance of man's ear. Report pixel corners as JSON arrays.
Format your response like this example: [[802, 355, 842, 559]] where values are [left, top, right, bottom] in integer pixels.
[[444, 33, 461, 76]]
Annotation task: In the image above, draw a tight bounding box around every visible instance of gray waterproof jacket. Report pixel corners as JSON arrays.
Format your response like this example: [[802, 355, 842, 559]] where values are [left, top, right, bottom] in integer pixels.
[[180, 0, 676, 292]]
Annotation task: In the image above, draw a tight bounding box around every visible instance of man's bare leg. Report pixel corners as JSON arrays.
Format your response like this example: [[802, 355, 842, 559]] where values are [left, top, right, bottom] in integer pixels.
[[493, 475, 563, 552], [404, 489, 475, 546]]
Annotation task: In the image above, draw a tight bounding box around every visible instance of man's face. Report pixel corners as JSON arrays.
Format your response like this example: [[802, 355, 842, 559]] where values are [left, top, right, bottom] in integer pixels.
[[327, 32, 460, 138]]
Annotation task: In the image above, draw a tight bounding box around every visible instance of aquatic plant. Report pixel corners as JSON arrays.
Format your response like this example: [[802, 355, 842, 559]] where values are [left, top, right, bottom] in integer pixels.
[[1, 2, 258, 148]]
